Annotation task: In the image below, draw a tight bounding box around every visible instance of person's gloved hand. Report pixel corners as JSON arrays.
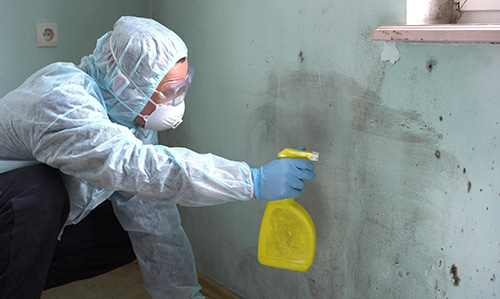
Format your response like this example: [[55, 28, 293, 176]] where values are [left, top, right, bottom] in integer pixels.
[[251, 158, 316, 201]]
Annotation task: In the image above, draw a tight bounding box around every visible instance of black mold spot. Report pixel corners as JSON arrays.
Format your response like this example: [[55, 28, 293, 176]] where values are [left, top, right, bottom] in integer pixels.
[[299, 51, 304, 62], [468, 181, 472, 193], [435, 150, 441, 159], [463, 168, 467, 174], [450, 264, 461, 286], [439, 116, 443, 121], [427, 59, 437, 72]]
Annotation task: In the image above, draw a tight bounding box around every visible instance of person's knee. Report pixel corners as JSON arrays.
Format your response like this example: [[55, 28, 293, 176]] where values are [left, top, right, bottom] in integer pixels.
[[10, 165, 70, 227]]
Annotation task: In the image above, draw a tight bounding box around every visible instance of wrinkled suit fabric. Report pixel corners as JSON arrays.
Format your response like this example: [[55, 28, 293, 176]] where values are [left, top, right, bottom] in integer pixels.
[[0, 16, 253, 298]]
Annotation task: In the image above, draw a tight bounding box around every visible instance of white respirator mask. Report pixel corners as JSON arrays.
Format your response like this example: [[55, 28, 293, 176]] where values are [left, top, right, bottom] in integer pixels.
[[143, 100, 185, 131]]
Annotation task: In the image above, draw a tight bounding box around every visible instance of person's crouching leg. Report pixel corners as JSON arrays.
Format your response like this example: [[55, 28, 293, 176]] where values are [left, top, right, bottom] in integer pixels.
[[0, 164, 69, 299]]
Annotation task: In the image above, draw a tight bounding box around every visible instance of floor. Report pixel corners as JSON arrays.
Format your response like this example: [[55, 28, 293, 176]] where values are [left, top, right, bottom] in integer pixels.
[[41, 261, 213, 299]]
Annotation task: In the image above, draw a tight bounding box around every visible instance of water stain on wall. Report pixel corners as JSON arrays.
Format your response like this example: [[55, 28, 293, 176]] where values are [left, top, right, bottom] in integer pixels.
[[245, 101, 280, 147], [244, 69, 469, 298]]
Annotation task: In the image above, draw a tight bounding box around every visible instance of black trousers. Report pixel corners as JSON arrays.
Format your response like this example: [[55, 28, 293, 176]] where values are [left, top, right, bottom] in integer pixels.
[[0, 164, 136, 299]]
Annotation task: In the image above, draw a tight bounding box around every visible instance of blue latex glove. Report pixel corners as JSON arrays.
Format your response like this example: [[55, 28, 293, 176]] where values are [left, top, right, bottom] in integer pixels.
[[251, 158, 316, 201]]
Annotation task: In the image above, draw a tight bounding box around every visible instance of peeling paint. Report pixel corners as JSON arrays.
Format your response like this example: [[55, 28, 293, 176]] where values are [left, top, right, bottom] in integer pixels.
[[381, 42, 401, 64]]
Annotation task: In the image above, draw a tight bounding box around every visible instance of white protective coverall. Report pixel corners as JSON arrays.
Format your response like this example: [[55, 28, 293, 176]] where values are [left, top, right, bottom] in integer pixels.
[[0, 16, 254, 298]]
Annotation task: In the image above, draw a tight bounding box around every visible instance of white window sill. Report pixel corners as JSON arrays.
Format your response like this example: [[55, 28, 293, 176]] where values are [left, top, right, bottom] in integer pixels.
[[372, 24, 500, 43]]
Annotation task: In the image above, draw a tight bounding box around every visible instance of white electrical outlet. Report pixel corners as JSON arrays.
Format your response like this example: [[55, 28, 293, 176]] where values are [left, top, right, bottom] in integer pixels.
[[36, 22, 58, 47]]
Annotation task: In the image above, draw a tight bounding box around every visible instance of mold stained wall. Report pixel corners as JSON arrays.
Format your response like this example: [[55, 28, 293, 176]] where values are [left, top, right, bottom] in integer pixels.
[[155, 1, 500, 298], [0, 0, 152, 97]]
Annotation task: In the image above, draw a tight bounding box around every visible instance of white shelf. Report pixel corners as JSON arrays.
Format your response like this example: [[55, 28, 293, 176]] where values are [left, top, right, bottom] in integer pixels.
[[372, 24, 500, 43]]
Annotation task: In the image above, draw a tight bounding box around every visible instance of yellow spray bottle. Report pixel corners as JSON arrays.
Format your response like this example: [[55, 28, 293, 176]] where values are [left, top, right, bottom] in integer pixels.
[[258, 148, 319, 272]]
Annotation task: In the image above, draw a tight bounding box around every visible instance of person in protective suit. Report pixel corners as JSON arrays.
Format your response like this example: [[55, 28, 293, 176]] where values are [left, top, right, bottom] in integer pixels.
[[0, 16, 316, 298]]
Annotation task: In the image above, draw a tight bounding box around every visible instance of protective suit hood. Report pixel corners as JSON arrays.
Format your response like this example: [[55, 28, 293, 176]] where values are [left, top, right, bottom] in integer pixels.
[[78, 16, 188, 128]]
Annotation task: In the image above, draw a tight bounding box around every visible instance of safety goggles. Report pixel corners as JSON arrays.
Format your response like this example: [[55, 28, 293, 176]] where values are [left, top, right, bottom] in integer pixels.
[[154, 67, 194, 106]]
